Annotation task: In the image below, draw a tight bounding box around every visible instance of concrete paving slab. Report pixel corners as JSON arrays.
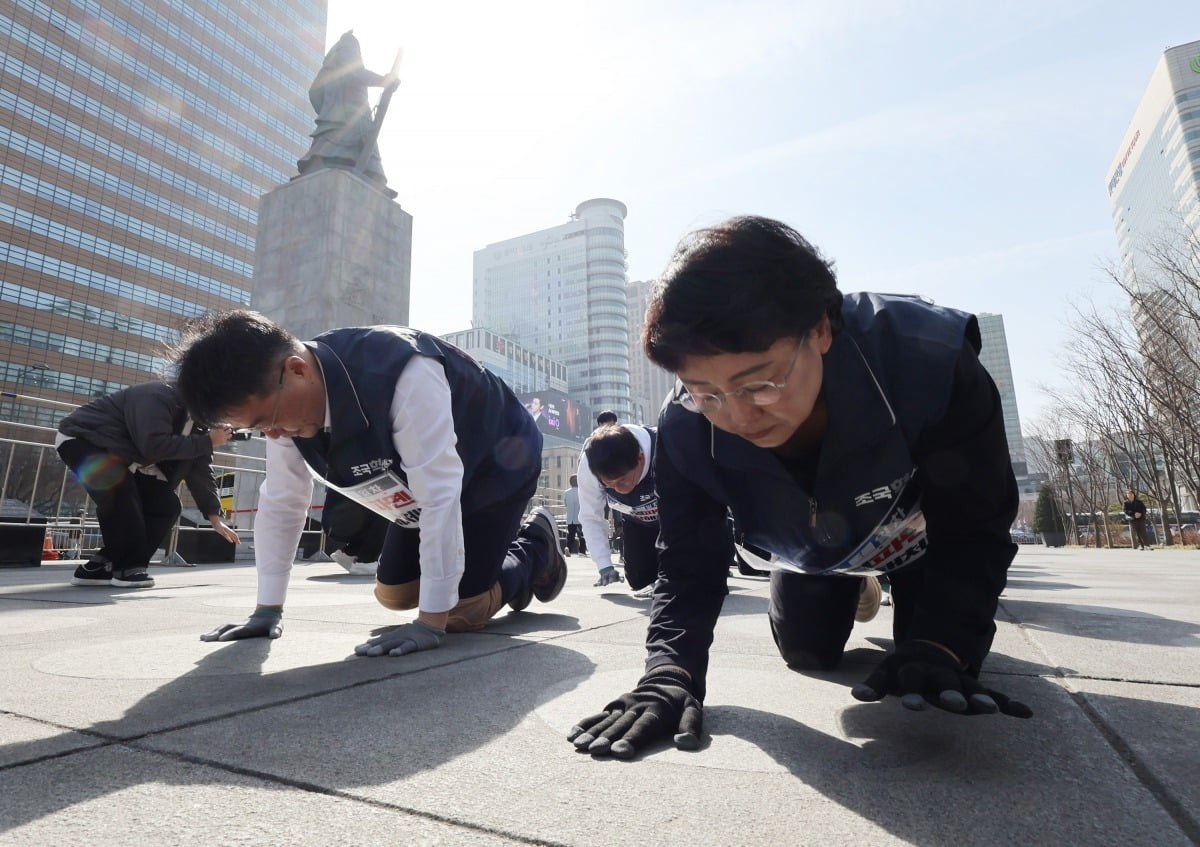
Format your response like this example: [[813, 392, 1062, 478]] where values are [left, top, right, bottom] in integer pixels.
[[0, 714, 103, 768], [0, 546, 1196, 845], [1067, 678, 1200, 828], [0, 745, 526, 846], [0, 622, 561, 735], [140, 642, 1192, 846], [998, 548, 1200, 684]]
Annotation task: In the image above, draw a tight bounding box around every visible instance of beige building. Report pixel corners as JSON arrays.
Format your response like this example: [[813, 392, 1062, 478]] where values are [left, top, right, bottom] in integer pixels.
[[535, 443, 584, 520], [625, 277, 676, 424]]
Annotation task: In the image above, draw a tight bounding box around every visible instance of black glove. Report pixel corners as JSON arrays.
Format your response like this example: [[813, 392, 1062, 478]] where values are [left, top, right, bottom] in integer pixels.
[[568, 667, 703, 759], [851, 641, 1032, 717], [200, 607, 283, 642]]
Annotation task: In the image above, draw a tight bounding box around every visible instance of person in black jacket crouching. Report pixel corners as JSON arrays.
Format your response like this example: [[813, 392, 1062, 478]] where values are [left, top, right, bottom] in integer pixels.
[[568, 216, 1031, 760], [56, 381, 239, 588]]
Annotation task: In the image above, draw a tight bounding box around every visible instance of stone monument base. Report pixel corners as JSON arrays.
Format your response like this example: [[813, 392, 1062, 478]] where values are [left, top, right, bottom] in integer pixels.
[[252, 169, 412, 340]]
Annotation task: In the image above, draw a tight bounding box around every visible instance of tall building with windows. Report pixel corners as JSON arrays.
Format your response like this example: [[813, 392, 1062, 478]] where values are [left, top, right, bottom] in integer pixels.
[[0, 0, 325, 428], [472, 198, 632, 418], [625, 277, 675, 424], [439, 327, 568, 395], [1107, 39, 1200, 290], [976, 312, 1026, 478], [1107, 39, 1200, 507]]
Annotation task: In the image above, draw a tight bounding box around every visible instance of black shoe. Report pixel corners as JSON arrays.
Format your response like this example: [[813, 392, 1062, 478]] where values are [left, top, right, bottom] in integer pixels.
[[70, 558, 112, 586], [524, 507, 567, 603], [111, 569, 155, 588], [737, 559, 770, 577]]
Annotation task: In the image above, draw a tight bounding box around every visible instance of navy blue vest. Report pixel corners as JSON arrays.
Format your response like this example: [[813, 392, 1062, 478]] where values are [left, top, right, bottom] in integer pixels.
[[291, 327, 541, 516], [660, 293, 977, 574], [598, 426, 659, 526]]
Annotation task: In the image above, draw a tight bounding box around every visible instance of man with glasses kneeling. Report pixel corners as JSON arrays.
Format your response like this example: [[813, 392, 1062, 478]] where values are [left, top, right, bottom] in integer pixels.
[[576, 423, 661, 594], [568, 216, 1030, 760], [173, 311, 566, 657]]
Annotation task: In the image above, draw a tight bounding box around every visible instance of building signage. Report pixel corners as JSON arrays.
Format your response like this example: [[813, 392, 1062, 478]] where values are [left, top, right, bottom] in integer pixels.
[[1107, 129, 1141, 196], [1192, 55, 1200, 74]]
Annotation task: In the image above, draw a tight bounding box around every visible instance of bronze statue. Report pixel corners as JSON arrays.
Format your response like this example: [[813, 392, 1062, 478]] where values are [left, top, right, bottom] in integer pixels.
[[297, 31, 400, 197]]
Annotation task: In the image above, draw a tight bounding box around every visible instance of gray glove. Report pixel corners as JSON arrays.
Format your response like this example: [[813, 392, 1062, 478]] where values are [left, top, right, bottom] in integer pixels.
[[354, 619, 446, 657], [200, 607, 283, 642], [851, 641, 1033, 717]]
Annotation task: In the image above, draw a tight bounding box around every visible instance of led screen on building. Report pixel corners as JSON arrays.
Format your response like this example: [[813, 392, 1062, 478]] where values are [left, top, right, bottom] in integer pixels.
[[518, 390, 593, 443]]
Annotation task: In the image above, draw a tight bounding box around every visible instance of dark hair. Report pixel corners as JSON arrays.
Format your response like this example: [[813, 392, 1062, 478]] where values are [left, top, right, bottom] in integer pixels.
[[172, 309, 301, 425], [643, 216, 843, 371], [596, 410, 618, 425], [585, 425, 640, 481], [569, 474, 578, 486]]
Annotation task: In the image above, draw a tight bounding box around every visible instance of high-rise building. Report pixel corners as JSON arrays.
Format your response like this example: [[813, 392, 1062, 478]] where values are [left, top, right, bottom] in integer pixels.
[[976, 313, 1027, 478], [439, 327, 568, 395], [1107, 39, 1200, 289], [1107, 40, 1200, 514], [472, 198, 632, 418], [0, 0, 325, 428], [625, 278, 675, 424]]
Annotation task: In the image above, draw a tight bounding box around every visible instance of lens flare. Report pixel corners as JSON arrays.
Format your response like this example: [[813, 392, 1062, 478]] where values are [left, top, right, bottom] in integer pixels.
[[73, 453, 127, 490]]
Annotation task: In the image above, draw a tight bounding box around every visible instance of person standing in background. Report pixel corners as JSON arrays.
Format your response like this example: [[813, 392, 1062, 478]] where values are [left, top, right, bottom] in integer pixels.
[[563, 474, 586, 556], [1123, 489, 1154, 550]]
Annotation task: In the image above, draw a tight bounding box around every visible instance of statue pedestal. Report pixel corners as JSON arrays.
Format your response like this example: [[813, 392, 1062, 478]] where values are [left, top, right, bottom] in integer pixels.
[[252, 169, 412, 339]]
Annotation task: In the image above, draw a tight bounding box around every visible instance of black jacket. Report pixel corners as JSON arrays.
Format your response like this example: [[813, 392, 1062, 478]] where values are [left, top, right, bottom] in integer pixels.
[[646, 294, 1018, 694], [1123, 498, 1147, 519], [58, 381, 222, 516]]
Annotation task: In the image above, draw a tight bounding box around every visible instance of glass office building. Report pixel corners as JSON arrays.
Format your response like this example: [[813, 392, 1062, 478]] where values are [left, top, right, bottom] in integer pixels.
[[976, 312, 1026, 477], [1107, 39, 1200, 289], [1107, 39, 1200, 472], [0, 0, 325, 427], [473, 198, 632, 418]]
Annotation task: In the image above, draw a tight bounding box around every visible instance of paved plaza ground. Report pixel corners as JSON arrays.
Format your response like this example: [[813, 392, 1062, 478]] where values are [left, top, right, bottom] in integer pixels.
[[0, 544, 1197, 846]]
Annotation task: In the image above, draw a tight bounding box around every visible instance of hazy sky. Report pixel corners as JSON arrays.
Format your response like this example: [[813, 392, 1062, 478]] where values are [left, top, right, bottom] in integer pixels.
[[323, 1, 1197, 426]]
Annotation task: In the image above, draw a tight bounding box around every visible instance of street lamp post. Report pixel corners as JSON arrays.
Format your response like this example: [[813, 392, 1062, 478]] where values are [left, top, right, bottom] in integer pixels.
[[1055, 439, 1080, 546]]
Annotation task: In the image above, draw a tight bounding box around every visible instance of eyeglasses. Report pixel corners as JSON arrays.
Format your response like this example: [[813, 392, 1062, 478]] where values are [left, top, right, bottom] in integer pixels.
[[675, 342, 804, 415], [264, 362, 286, 432], [600, 465, 642, 492]]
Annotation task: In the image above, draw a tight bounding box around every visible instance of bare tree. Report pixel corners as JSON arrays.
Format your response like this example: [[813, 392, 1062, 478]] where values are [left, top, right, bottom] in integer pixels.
[[1106, 224, 1200, 514]]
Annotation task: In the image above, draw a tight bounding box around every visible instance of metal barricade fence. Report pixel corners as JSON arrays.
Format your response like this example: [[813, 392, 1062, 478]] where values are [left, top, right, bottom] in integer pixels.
[[0, 394, 327, 565]]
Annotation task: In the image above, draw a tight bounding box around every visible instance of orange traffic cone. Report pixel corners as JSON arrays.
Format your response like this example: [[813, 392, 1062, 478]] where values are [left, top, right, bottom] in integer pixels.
[[41, 529, 60, 561]]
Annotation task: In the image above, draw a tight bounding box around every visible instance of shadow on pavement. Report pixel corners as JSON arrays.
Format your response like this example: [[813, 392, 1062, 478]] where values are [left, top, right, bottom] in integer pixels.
[[1002, 579, 1087, 592], [1000, 598, 1200, 647], [0, 638, 594, 835]]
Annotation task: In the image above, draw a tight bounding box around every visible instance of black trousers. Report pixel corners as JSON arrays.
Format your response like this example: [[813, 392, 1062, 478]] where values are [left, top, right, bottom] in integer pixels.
[[1131, 517, 1152, 548], [58, 437, 180, 571], [768, 565, 925, 671], [565, 522, 586, 555], [618, 518, 659, 590], [375, 467, 542, 605]]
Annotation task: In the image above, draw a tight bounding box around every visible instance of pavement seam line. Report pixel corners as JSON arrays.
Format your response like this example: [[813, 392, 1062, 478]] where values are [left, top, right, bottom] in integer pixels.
[[124, 743, 574, 847], [999, 599, 1200, 844], [0, 635, 558, 772]]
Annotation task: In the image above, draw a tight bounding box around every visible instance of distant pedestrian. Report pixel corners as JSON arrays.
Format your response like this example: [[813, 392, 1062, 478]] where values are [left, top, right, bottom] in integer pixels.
[[1123, 489, 1154, 550], [596, 410, 618, 426], [563, 474, 586, 555]]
